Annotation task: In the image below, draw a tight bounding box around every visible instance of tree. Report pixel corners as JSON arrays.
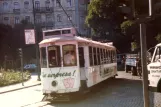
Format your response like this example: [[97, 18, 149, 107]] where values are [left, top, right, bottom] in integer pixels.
[[86, 0, 125, 37], [86, 0, 133, 52]]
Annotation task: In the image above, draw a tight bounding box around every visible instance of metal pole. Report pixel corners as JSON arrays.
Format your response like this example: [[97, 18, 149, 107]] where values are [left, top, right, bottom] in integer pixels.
[[140, 23, 149, 107], [32, 0, 41, 81], [149, 0, 153, 16], [20, 48, 24, 86]]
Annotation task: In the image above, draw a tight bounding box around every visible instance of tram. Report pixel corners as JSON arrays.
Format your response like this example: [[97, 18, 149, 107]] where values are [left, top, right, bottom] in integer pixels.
[[39, 27, 117, 101]]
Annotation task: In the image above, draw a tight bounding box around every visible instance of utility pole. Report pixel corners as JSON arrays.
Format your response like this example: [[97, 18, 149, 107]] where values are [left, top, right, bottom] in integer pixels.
[[18, 48, 24, 86], [32, 0, 41, 81], [140, 23, 149, 107]]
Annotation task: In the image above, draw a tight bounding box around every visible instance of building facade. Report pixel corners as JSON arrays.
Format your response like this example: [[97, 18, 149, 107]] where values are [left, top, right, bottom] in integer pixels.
[[0, 0, 90, 35]]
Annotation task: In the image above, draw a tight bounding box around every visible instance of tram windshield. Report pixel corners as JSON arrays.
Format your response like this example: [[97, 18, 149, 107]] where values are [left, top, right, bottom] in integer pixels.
[[63, 44, 77, 66], [48, 46, 61, 67]]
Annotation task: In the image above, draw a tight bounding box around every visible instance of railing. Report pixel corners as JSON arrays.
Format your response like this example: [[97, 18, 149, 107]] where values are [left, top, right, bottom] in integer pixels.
[[34, 7, 53, 13], [13, 9, 20, 13]]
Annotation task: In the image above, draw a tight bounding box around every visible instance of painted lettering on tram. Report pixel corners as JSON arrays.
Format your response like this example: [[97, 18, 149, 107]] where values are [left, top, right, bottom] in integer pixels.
[[42, 70, 76, 79]]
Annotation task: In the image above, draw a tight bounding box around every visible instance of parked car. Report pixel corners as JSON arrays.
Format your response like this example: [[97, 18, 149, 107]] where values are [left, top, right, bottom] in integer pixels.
[[24, 64, 36, 71]]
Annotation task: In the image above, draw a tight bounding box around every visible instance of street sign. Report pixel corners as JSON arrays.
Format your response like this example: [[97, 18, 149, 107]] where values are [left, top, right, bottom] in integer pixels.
[[24, 29, 36, 44]]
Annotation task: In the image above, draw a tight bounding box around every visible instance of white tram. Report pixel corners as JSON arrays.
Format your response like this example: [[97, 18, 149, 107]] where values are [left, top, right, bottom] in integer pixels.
[[39, 27, 117, 100]]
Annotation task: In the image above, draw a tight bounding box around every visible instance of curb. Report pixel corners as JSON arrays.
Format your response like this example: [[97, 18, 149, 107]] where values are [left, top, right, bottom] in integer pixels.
[[0, 83, 41, 94]]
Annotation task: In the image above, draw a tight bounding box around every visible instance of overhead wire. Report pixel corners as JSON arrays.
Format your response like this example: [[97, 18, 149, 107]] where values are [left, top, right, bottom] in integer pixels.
[[56, 0, 79, 35]]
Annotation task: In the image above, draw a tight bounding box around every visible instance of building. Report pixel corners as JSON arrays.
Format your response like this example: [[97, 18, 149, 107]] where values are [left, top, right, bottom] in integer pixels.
[[0, 0, 90, 35]]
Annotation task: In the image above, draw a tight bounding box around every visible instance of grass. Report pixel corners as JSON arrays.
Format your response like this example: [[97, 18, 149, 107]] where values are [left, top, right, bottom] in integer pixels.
[[0, 69, 31, 87]]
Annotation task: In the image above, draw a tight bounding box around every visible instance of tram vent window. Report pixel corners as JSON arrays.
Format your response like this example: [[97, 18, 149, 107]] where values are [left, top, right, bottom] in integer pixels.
[[62, 30, 71, 34], [45, 31, 61, 36]]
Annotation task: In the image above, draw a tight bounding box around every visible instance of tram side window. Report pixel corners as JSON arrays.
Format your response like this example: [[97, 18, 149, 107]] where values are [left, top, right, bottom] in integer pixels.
[[48, 46, 61, 67], [97, 48, 100, 65], [40, 47, 47, 68], [63, 44, 77, 66], [113, 50, 116, 62], [105, 50, 108, 64], [103, 49, 106, 64], [89, 47, 93, 66], [93, 47, 97, 65], [111, 50, 113, 63], [100, 49, 103, 64]]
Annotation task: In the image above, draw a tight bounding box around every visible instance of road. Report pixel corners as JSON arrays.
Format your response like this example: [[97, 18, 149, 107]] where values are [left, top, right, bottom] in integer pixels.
[[1, 71, 161, 107]]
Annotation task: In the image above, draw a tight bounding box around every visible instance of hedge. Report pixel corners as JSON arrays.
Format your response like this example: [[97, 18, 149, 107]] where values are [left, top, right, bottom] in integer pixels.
[[0, 69, 31, 87]]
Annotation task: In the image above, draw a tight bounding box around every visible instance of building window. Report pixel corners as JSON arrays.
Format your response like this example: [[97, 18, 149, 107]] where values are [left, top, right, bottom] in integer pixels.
[[4, 17, 9, 24], [57, 14, 62, 22], [45, 0, 50, 8], [46, 15, 52, 22], [14, 2, 20, 9], [56, 0, 61, 7], [14, 17, 20, 24], [25, 16, 30, 22], [35, 15, 41, 23], [3, 2, 8, 10], [68, 15, 72, 21], [24, 1, 29, 9], [66, 0, 71, 7], [35, 1, 40, 9]]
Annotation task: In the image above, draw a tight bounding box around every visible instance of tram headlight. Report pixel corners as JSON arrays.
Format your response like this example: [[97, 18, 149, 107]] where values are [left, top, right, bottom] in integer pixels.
[[51, 81, 57, 87]]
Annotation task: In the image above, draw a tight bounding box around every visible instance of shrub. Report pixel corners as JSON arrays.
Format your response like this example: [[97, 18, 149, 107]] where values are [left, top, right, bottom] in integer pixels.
[[0, 69, 31, 87]]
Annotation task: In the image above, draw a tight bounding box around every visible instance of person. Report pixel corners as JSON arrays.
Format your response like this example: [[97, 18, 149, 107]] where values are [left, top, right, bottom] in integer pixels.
[[64, 51, 75, 65], [137, 58, 142, 78]]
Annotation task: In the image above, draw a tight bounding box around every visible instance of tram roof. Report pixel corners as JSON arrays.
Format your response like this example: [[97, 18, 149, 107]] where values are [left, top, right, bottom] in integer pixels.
[[39, 36, 115, 49]]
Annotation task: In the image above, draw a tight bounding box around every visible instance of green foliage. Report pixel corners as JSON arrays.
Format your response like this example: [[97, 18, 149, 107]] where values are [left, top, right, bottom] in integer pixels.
[[85, 0, 122, 36], [155, 33, 161, 43], [0, 69, 31, 87], [131, 41, 138, 51], [121, 20, 134, 34]]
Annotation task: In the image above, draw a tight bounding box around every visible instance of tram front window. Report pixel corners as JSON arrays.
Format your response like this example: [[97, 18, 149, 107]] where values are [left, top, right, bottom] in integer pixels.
[[48, 46, 61, 67], [63, 44, 77, 66]]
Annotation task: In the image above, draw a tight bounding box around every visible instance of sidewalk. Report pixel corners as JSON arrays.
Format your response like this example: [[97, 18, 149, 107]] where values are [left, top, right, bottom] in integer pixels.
[[0, 73, 41, 94]]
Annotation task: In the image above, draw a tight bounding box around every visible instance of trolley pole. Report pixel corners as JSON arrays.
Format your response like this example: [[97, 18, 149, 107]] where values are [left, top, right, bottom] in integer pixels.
[[32, 0, 41, 81], [140, 23, 149, 107]]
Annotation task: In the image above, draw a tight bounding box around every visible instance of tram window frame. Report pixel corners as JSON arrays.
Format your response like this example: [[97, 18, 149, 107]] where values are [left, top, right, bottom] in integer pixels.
[[93, 47, 97, 66], [62, 44, 77, 67], [40, 47, 47, 68], [89, 46, 93, 66], [97, 48, 100, 65], [48, 45, 61, 67]]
